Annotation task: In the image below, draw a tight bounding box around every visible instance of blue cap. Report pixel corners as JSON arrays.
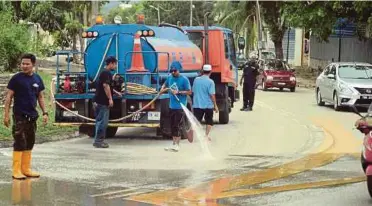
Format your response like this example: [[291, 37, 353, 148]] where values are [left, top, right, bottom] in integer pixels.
[[170, 61, 183, 71]]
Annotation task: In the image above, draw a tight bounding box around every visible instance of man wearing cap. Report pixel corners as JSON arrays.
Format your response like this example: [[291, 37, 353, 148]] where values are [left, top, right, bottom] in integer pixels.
[[192, 64, 218, 141], [160, 61, 192, 152]]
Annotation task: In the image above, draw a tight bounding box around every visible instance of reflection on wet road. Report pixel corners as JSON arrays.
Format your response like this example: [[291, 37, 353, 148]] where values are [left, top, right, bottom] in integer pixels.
[[0, 87, 369, 206]]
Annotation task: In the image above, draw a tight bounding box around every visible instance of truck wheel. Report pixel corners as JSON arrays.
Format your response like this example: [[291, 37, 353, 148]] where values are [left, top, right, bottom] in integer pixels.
[[78, 125, 95, 138], [219, 86, 229, 124], [106, 127, 118, 138], [79, 125, 117, 138], [160, 99, 172, 139]]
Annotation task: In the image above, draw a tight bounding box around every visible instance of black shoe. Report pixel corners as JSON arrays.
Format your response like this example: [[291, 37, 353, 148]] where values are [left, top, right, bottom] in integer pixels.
[[240, 106, 247, 111], [93, 142, 109, 148]]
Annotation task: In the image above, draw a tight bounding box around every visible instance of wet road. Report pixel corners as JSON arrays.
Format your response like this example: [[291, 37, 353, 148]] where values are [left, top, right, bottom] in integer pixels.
[[0, 83, 369, 205]]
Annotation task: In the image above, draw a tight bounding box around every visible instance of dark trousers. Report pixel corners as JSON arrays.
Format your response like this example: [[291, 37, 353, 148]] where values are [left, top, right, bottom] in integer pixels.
[[94, 104, 110, 143], [170, 109, 184, 137], [12, 115, 37, 151], [243, 83, 256, 108]]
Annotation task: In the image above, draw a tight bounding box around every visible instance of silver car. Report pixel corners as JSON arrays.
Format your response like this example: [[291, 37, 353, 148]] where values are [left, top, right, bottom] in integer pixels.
[[316, 62, 372, 110]]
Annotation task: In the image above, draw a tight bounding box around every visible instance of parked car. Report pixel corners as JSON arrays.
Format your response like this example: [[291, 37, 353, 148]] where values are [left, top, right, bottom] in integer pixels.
[[257, 59, 296, 92], [316, 62, 372, 111]]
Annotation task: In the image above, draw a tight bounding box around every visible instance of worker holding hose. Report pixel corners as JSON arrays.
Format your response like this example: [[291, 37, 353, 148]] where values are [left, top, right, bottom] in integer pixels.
[[160, 61, 192, 152], [92, 56, 122, 148]]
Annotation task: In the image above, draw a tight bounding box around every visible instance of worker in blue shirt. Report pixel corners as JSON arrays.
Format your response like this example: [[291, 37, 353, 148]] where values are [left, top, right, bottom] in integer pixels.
[[3, 53, 48, 180], [160, 61, 192, 152], [192, 64, 219, 141]]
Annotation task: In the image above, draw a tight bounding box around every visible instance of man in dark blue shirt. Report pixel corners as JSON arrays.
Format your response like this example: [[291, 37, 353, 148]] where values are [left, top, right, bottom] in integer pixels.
[[160, 61, 192, 152], [3, 53, 48, 180], [93, 56, 121, 148]]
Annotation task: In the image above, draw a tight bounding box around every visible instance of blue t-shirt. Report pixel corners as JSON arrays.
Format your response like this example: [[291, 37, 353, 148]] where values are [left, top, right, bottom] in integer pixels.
[[164, 75, 191, 109], [7, 72, 45, 117], [192, 75, 215, 109]]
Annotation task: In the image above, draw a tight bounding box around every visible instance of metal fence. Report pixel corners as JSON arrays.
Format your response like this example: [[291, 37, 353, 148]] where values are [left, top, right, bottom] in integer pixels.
[[310, 35, 372, 68]]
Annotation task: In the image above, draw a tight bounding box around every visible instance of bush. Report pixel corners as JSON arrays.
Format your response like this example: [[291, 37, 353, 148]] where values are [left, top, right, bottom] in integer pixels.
[[0, 11, 31, 72]]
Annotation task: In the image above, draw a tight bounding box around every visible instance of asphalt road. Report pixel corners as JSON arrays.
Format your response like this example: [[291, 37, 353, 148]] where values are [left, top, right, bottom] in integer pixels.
[[0, 83, 369, 205]]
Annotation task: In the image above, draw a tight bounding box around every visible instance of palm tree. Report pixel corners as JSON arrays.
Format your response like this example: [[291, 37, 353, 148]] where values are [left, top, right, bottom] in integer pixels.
[[212, 1, 257, 55]]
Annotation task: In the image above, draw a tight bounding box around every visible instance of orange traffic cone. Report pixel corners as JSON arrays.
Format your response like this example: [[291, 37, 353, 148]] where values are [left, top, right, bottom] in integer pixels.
[[127, 34, 147, 72]]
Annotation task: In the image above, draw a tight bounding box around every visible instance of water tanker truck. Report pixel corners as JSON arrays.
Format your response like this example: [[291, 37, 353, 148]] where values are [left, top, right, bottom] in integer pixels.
[[52, 15, 241, 139]]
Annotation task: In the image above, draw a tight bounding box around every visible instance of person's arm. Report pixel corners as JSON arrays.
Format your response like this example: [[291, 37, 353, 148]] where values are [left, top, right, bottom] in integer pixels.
[[101, 72, 113, 106], [160, 77, 169, 94], [3, 89, 14, 127], [178, 77, 192, 95], [37, 77, 48, 125], [209, 82, 218, 112]]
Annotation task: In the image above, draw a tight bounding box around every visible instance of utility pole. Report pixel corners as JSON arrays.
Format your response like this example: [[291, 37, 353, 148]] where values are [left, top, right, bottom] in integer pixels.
[[256, 0, 262, 59], [190, 0, 193, 26], [91, 1, 99, 26]]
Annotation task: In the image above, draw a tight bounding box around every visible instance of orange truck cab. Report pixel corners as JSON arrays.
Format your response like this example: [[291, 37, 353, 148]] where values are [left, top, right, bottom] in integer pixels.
[[182, 25, 240, 124]]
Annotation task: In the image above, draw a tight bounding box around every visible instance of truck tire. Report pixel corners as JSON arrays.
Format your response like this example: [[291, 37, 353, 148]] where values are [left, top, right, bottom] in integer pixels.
[[79, 125, 118, 138], [219, 85, 230, 124], [106, 127, 118, 138]]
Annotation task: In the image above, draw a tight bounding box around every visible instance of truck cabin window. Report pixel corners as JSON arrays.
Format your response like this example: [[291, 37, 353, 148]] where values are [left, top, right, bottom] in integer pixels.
[[187, 32, 203, 51]]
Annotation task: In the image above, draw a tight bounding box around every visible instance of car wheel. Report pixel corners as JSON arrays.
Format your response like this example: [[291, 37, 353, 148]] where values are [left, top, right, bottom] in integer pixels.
[[316, 88, 325, 106], [290, 87, 295, 92], [333, 92, 341, 111], [280, 88, 284, 91]]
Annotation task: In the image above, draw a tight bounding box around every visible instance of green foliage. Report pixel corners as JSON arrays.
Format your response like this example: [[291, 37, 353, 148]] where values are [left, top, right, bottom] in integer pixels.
[[260, 1, 287, 59], [106, 4, 144, 24], [0, 71, 76, 141], [141, 1, 214, 26], [0, 11, 30, 71]]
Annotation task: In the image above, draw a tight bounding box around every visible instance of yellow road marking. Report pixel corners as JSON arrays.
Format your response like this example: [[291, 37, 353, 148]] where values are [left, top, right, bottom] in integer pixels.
[[90, 188, 138, 198], [126, 116, 363, 205], [214, 176, 366, 199]]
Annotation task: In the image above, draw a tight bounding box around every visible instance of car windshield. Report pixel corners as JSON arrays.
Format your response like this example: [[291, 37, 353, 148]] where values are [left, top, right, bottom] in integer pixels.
[[265, 60, 289, 71], [338, 65, 372, 79], [262, 52, 276, 59]]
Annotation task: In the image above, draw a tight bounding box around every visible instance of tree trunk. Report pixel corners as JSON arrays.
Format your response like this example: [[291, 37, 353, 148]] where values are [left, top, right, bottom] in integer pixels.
[[274, 40, 283, 60], [72, 34, 78, 64]]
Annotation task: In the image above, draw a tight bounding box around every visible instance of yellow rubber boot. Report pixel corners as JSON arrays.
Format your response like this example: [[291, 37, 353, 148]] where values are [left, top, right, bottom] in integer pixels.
[[12, 151, 26, 180], [21, 151, 40, 178]]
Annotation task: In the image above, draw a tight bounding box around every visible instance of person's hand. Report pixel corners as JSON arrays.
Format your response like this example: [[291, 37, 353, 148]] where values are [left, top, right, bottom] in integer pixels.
[[109, 99, 114, 107], [42, 114, 48, 126], [3, 114, 10, 128], [171, 89, 178, 95], [116, 92, 122, 98], [214, 105, 219, 113], [160, 88, 168, 94]]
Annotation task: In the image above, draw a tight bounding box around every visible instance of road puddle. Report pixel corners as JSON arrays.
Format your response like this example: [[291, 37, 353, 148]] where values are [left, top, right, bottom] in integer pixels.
[[0, 178, 154, 206]]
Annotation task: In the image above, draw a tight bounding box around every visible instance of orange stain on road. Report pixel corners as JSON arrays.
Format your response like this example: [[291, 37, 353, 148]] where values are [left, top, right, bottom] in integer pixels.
[[127, 116, 363, 205]]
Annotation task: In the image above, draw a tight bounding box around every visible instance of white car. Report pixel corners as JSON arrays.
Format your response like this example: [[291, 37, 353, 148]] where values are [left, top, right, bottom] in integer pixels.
[[316, 62, 372, 111]]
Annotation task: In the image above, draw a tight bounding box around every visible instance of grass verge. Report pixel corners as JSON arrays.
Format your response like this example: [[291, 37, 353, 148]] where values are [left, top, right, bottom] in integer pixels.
[[0, 70, 78, 142]]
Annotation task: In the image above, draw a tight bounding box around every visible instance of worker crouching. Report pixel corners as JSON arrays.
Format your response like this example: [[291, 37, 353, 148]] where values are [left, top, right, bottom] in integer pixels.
[[3, 53, 48, 180]]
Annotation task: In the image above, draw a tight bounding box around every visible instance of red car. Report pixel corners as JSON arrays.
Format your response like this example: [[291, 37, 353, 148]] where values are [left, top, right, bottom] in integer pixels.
[[257, 59, 297, 92]]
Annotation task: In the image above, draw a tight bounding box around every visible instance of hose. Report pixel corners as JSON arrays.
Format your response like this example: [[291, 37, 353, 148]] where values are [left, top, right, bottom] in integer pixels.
[[50, 79, 166, 123]]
